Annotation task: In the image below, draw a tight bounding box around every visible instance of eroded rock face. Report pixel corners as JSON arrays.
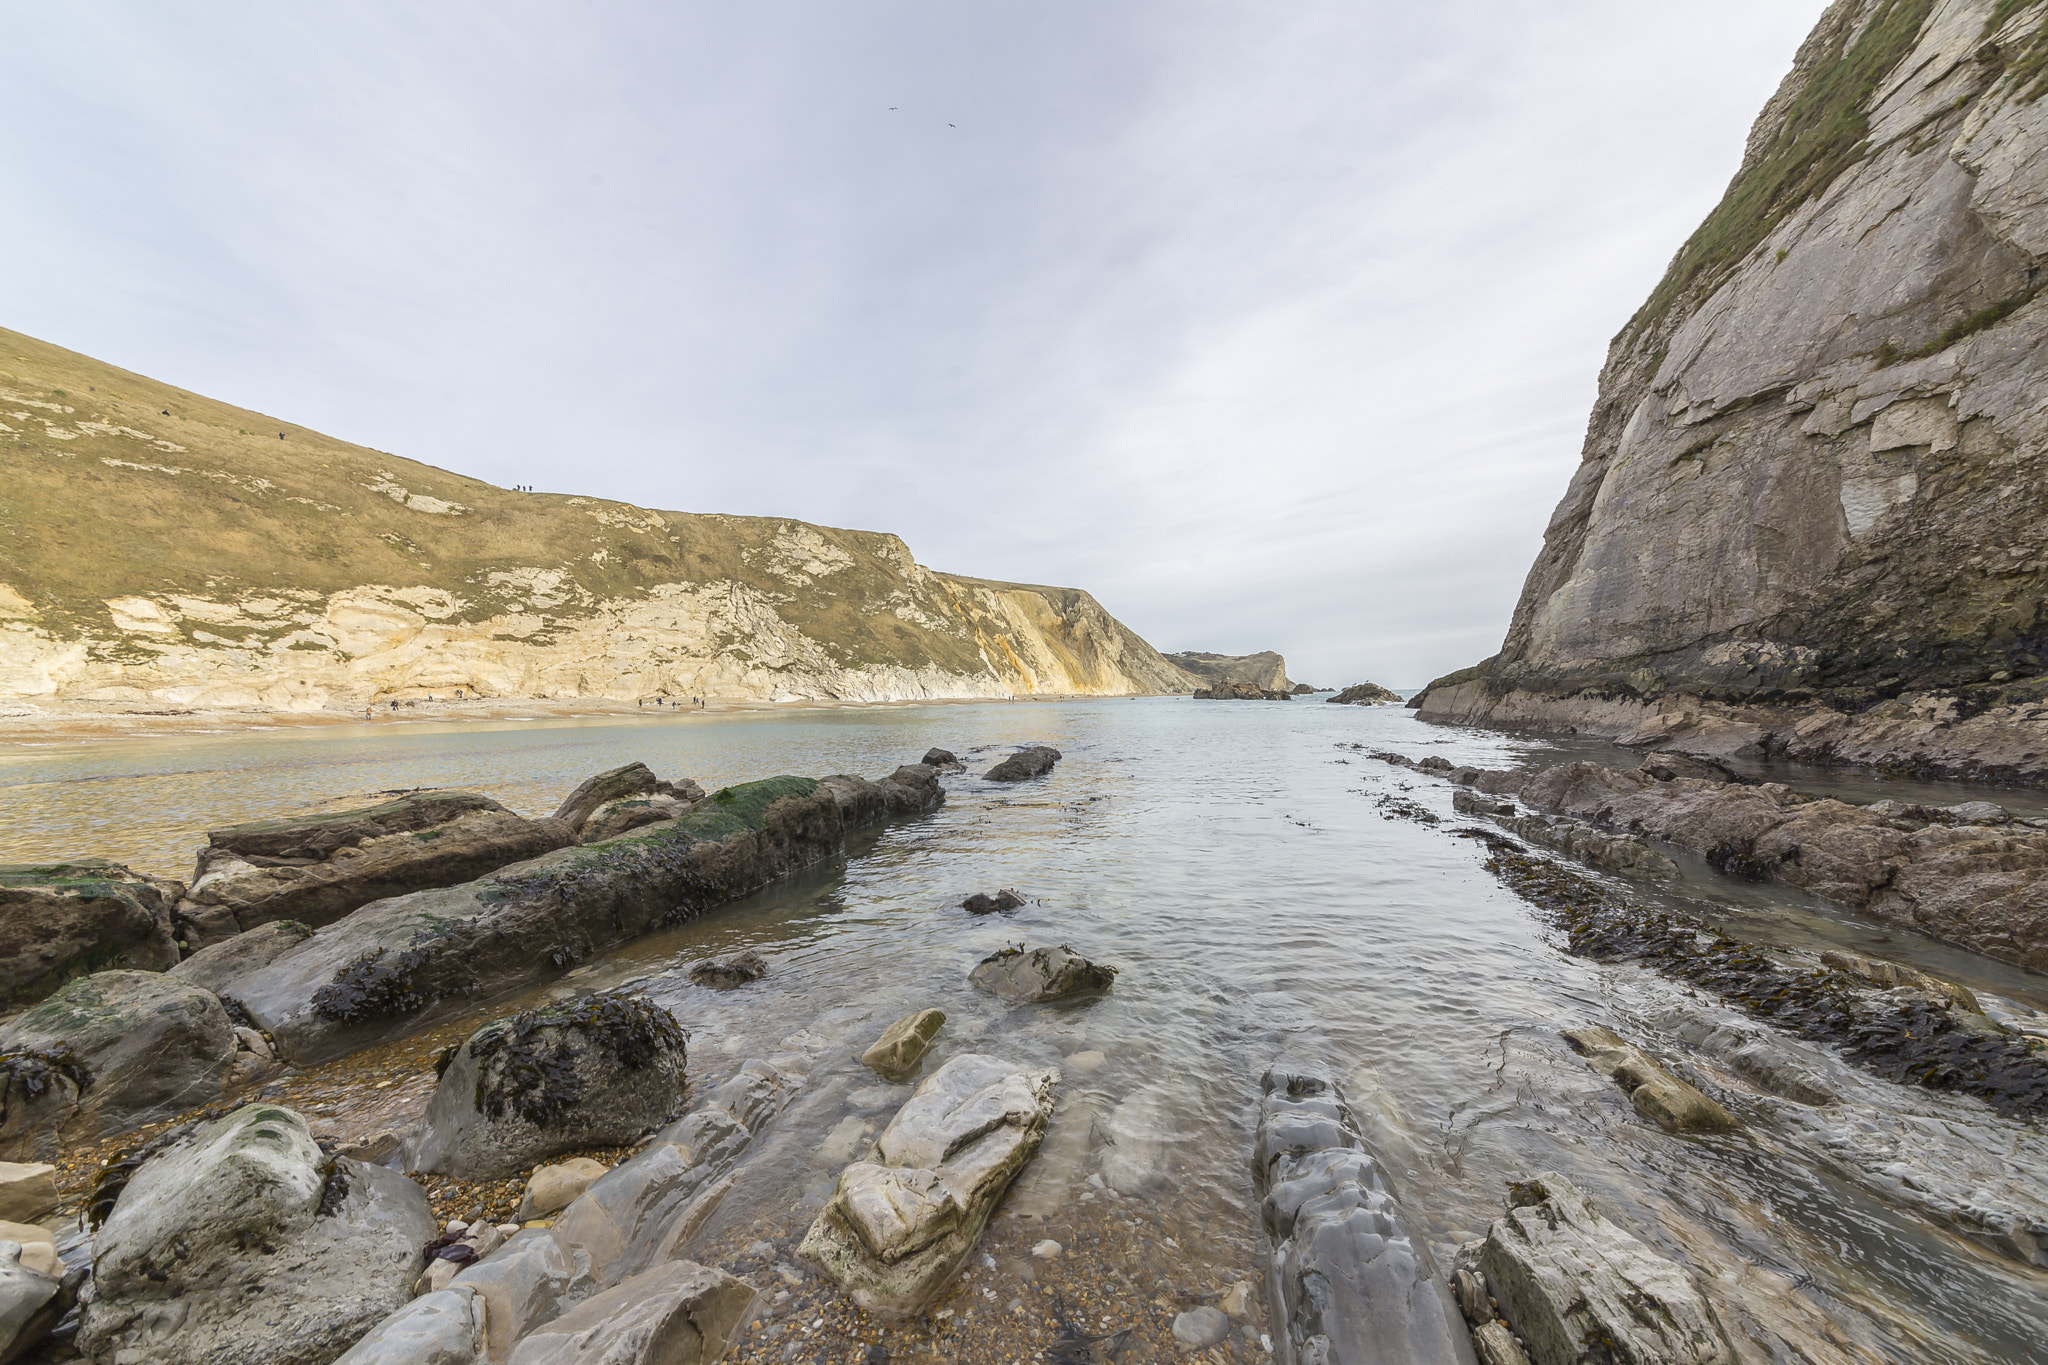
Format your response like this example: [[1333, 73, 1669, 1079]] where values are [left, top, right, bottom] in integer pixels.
[[1467, 1175, 1735, 1365], [178, 790, 573, 942], [1415, 1, 2048, 787], [984, 746, 1063, 781], [408, 994, 686, 1180], [1560, 1026, 1739, 1134], [79, 1103, 437, 1365], [503, 1260, 756, 1365], [1193, 680, 1293, 701], [969, 945, 1117, 1004], [0, 861, 180, 1009], [1251, 1066, 1474, 1365], [0, 971, 237, 1158], [860, 1009, 946, 1083], [800, 1054, 1057, 1317]]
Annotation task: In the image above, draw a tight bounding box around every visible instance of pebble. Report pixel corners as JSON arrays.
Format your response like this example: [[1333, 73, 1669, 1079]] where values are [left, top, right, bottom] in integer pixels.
[[1173, 1306, 1230, 1349], [1221, 1280, 1252, 1317], [1032, 1239, 1063, 1259]]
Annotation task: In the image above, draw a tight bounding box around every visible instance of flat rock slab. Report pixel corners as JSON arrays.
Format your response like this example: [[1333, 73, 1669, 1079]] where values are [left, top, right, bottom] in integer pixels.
[[0, 1164, 57, 1225], [505, 1259, 756, 1365], [970, 944, 1117, 1004], [167, 918, 313, 995], [0, 860, 180, 1010], [1472, 1174, 1735, 1365], [79, 1103, 437, 1365], [1561, 1026, 1739, 1134], [860, 1009, 946, 1083], [801, 1053, 1057, 1317], [331, 1286, 489, 1365], [984, 747, 1062, 781], [1252, 1065, 1474, 1365]]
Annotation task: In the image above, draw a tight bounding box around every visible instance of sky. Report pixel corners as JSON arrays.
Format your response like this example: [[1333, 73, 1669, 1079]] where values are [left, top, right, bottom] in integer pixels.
[[2, 2, 1829, 688]]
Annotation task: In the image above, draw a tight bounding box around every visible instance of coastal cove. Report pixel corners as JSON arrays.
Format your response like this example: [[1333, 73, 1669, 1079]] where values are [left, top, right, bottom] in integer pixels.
[[4, 697, 2045, 1361]]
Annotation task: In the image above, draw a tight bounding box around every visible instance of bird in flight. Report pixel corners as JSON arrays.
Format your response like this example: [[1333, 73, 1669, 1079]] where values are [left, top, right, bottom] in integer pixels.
[[949, 123, 956, 127]]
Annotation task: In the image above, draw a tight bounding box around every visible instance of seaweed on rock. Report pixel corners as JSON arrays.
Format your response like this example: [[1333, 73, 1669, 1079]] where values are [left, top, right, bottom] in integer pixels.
[[467, 992, 686, 1128]]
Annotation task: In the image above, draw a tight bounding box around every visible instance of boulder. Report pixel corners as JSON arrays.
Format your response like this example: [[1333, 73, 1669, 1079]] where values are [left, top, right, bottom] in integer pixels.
[[1561, 1027, 1738, 1134], [969, 945, 1117, 1004], [331, 1286, 489, 1365], [179, 790, 574, 940], [166, 918, 313, 994], [1251, 1066, 1474, 1365], [859, 1009, 946, 1082], [1328, 682, 1402, 705], [0, 971, 238, 1159], [220, 765, 944, 1066], [409, 993, 686, 1181], [0, 1165, 56, 1225], [503, 1260, 756, 1365], [800, 1054, 1057, 1316], [78, 1103, 438, 1365], [687, 950, 767, 988], [0, 860, 180, 1009], [959, 889, 1026, 914], [517, 1158, 609, 1222], [984, 746, 1063, 781], [552, 764, 658, 835], [1470, 1174, 1735, 1365], [0, 1244, 64, 1365], [920, 748, 962, 770], [1173, 1306, 1229, 1348]]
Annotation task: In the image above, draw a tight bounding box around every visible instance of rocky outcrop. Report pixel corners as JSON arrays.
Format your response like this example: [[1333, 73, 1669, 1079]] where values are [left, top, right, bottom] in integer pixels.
[[859, 1009, 946, 1082], [218, 763, 943, 1065], [1193, 680, 1294, 701], [1251, 1066, 1474, 1365], [78, 1103, 438, 1365], [177, 791, 574, 945], [968, 944, 1118, 1003], [1329, 682, 1401, 705], [0, 861, 180, 1009], [0, 1244, 69, 1365], [800, 1054, 1057, 1317], [0, 971, 239, 1158], [166, 918, 313, 993], [959, 889, 1025, 914], [502, 1261, 757, 1365], [1414, 1, 2048, 786], [408, 994, 687, 1180], [687, 950, 766, 987], [1560, 1026, 1739, 1134], [983, 746, 1062, 781], [1165, 651, 1294, 693]]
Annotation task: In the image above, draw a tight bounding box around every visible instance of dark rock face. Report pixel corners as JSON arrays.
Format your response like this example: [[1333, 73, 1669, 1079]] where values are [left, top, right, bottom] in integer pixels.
[[220, 762, 944, 1066], [1328, 682, 1401, 705], [920, 748, 963, 770], [1251, 1066, 1474, 1365], [409, 993, 686, 1180], [688, 949, 767, 987], [968, 945, 1116, 1003], [1414, 2, 2048, 786], [1193, 681, 1292, 701], [960, 889, 1026, 914], [984, 747, 1063, 781], [551, 763, 659, 833], [0, 861, 181, 1009], [0, 972, 238, 1159], [178, 790, 573, 942]]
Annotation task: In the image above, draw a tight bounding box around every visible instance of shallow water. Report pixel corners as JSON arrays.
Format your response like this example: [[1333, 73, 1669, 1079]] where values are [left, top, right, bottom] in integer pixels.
[[5, 699, 2046, 1361]]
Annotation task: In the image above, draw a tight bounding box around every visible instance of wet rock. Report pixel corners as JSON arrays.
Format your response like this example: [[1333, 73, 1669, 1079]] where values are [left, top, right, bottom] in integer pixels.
[[1469, 1174, 1735, 1365], [417, 1221, 509, 1296], [1468, 1322, 1531, 1365], [517, 1158, 609, 1222], [1818, 950, 1980, 1014], [1194, 681, 1293, 701], [331, 1286, 489, 1365], [1652, 1009, 1837, 1108], [0, 1245, 63, 1365], [503, 1259, 756, 1365], [920, 748, 962, 770], [1451, 791, 1516, 818], [0, 860, 181, 1010], [969, 945, 1116, 1004], [409, 993, 686, 1180], [339, 1129, 404, 1164], [1031, 1239, 1062, 1259], [180, 790, 573, 942], [0, 1165, 56, 1225], [1328, 682, 1401, 705], [1561, 1026, 1738, 1134], [799, 1054, 1057, 1317], [552, 763, 660, 835], [860, 1009, 946, 1083], [1173, 1306, 1229, 1349], [222, 764, 944, 1065], [1097, 1083, 1185, 1196], [984, 746, 1064, 780], [1251, 1066, 1474, 1365], [79, 1103, 437, 1365], [960, 889, 1026, 914], [0, 970, 238, 1158], [167, 918, 313, 994], [1498, 813, 1679, 880], [578, 788, 701, 845], [1639, 752, 1743, 784], [686, 949, 767, 988]]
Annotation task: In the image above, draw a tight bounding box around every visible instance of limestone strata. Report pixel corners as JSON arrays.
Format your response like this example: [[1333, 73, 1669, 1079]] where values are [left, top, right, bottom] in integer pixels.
[[1415, 1, 2048, 785], [0, 861, 180, 1009], [1560, 1026, 1739, 1134], [1165, 651, 1294, 693], [1251, 1066, 1474, 1365], [221, 763, 943, 1065], [1329, 681, 1401, 705]]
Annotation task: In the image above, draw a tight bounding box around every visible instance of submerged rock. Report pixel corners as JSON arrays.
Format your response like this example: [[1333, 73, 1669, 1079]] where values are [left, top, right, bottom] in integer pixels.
[[860, 1009, 946, 1083], [0, 971, 238, 1159], [503, 1259, 756, 1365], [1328, 682, 1401, 705], [1251, 1066, 1474, 1365], [409, 993, 686, 1180], [960, 889, 1026, 914], [0, 860, 181, 1010], [984, 746, 1064, 781], [687, 949, 767, 987], [969, 944, 1117, 1004], [79, 1103, 437, 1365], [1465, 1174, 1734, 1365], [1561, 1026, 1739, 1134], [800, 1054, 1057, 1317], [1172, 1306, 1229, 1348], [179, 790, 572, 943]]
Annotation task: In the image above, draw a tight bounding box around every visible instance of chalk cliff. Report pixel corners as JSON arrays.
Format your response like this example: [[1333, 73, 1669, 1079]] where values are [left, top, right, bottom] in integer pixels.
[[1418, 0, 2048, 784], [0, 328, 1195, 709]]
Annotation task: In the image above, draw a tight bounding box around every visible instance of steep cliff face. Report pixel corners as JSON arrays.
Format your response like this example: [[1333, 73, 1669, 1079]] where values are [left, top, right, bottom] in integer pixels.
[[1420, 0, 2048, 782], [0, 328, 1193, 709], [1161, 650, 1294, 692]]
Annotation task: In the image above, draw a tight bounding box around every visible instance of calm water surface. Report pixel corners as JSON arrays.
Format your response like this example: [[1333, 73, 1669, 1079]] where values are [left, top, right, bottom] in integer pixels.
[[3, 699, 2044, 1361]]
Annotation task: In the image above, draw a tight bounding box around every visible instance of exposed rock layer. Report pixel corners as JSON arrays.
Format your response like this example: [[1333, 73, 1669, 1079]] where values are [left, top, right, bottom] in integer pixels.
[[1417, 0, 2048, 785]]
